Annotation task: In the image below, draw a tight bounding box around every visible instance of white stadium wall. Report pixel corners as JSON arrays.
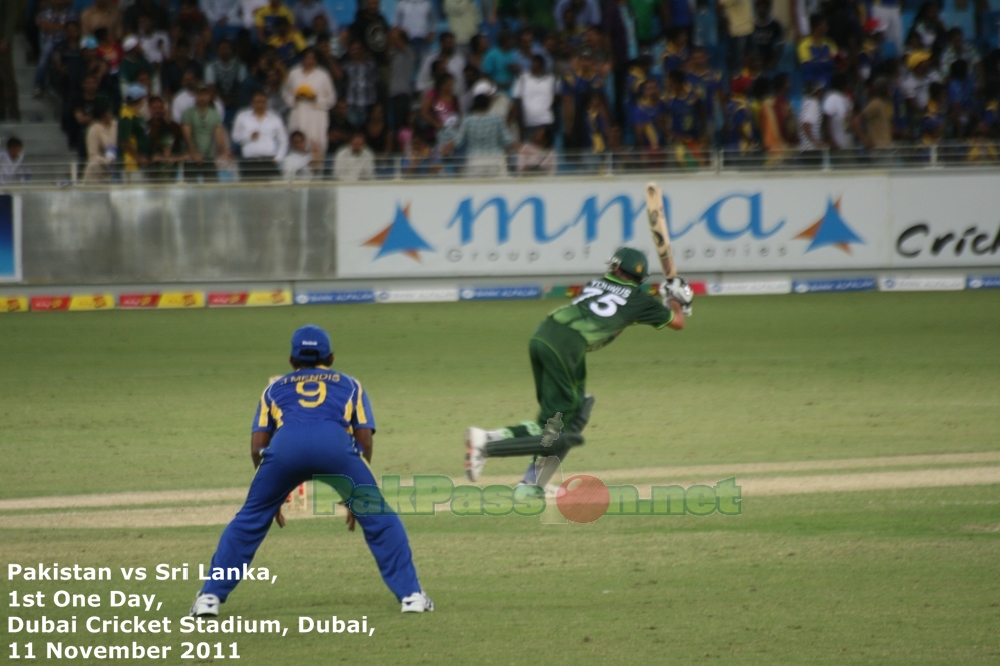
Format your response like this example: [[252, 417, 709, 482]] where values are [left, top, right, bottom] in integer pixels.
[[4, 171, 999, 287]]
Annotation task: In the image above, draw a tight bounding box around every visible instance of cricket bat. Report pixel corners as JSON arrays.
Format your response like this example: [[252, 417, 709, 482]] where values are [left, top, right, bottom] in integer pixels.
[[645, 182, 676, 279]]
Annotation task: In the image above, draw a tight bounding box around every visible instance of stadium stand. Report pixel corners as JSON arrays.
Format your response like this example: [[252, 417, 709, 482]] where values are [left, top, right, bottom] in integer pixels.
[[3, 0, 1000, 184]]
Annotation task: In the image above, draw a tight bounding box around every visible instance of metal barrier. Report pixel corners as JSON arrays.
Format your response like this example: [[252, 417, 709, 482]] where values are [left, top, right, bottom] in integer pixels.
[[3, 143, 1000, 188]]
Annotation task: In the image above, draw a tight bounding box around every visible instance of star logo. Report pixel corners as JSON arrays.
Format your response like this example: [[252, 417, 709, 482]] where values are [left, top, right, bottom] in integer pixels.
[[362, 204, 435, 262], [794, 197, 864, 254]]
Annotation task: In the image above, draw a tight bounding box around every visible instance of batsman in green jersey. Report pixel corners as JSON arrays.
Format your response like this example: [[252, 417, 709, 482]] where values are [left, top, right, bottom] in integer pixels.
[[464, 247, 693, 486]]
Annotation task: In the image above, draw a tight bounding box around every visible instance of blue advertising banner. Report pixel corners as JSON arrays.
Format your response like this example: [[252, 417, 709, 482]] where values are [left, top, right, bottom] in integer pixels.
[[459, 286, 542, 300], [294, 290, 376, 305], [966, 276, 1000, 289], [0, 195, 22, 282], [792, 278, 877, 293]]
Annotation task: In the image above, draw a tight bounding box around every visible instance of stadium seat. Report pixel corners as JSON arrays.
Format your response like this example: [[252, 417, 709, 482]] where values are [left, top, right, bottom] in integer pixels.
[[901, 10, 917, 41], [941, 0, 975, 37], [331, 0, 359, 32]]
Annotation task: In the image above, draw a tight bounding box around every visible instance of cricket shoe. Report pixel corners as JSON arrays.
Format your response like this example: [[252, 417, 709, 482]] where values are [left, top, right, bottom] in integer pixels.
[[465, 427, 487, 482], [401, 591, 434, 613], [190, 593, 220, 617]]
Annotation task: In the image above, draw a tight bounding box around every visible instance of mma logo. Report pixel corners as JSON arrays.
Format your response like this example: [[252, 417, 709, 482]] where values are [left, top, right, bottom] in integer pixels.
[[362, 204, 435, 262], [794, 197, 865, 254]]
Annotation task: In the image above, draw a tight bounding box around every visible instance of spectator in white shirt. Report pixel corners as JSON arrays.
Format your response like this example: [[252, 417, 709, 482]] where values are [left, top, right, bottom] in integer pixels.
[[333, 131, 376, 181], [797, 80, 827, 156], [901, 50, 940, 114], [239, 0, 267, 28], [517, 126, 557, 174], [415, 31, 467, 97], [443, 0, 481, 47], [512, 54, 557, 135], [200, 0, 242, 27], [395, 0, 435, 74], [0, 137, 29, 184], [283, 48, 335, 155], [137, 14, 171, 64], [232, 90, 289, 179], [282, 130, 321, 179], [172, 70, 225, 124], [822, 73, 860, 151]]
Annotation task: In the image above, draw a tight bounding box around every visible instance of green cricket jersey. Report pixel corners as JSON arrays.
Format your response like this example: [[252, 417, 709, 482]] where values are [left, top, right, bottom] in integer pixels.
[[548, 275, 674, 352]]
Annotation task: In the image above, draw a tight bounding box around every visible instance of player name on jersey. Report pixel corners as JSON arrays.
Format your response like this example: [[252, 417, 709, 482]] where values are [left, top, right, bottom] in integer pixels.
[[207, 290, 293, 307], [119, 292, 206, 309]]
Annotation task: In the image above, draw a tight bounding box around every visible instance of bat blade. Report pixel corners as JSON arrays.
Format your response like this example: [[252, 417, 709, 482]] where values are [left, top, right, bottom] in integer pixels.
[[645, 182, 676, 278]]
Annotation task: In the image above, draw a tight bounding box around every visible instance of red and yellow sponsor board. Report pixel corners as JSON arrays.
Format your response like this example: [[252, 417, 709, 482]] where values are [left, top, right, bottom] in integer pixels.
[[68, 293, 115, 310], [119, 293, 160, 308], [208, 292, 249, 307], [119, 292, 205, 309], [208, 290, 293, 307], [158, 291, 205, 308], [247, 289, 293, 307], [30, 296, 71, 311], [31, 294, 116, 311], [0, 296, 29, 312]]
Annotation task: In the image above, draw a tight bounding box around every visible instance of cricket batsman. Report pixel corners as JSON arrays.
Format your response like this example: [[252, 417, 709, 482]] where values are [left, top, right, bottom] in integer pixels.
[[191, 325, 433, 617], [464, 247, 693, 486]]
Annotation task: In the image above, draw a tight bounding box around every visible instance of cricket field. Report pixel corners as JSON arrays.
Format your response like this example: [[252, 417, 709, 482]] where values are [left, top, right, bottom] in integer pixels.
[[2, 291, 998, 664]]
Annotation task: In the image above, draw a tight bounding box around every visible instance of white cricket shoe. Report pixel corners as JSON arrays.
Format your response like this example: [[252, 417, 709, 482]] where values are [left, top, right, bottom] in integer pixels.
[[465, 427, 487, 482], [400, 591, 434, 613], [190, 592, 220, 617]]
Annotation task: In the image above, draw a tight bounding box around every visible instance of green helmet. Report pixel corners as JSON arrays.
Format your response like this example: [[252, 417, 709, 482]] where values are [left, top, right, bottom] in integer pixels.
[[608, 247, 649, 283]]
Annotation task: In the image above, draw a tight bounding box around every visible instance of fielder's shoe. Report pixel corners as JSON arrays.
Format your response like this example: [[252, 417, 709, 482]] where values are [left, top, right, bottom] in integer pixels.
[[465, 427, 487, 482], [400, 591, 434, 613], [189, 592, 220, 617]]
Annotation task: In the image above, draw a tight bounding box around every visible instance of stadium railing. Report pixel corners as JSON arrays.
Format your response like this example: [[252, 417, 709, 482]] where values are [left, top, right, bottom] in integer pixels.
[[3, 142, 999, 188]]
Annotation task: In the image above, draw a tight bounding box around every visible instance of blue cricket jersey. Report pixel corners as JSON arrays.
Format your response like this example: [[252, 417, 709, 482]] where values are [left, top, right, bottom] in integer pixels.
[[252, 367, 376, 436]]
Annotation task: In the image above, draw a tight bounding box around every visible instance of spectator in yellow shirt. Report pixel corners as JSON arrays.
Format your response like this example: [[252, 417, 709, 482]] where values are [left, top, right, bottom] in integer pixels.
[[268, 16, 307, 66], [255, 0, 296, 43], [798, 13, 838, 87]]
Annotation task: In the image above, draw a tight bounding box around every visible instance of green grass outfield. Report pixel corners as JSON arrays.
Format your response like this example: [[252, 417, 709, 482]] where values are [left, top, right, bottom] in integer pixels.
[[2, 292, 999, 663]]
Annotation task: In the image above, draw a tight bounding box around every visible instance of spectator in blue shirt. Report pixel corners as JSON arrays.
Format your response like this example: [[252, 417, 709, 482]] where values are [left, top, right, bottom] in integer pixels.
[[481, 31, 520, 92], [946, 59, 975, 138]]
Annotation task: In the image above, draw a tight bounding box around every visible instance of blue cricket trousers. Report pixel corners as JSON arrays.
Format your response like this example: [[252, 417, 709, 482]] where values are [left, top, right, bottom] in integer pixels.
[[202, 424, 421, 602]]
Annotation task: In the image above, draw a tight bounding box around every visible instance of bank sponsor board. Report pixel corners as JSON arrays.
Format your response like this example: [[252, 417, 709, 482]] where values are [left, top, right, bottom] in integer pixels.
[[336, 176, 890, 278], [458, 286, 542, 300], [966, 275, 1000, 289], [878, 276, 966, 291], [374, 288, 460, 303], [792, 277, 877, 293], [707, 279, 793, 295], [294, 290, 377, 305]]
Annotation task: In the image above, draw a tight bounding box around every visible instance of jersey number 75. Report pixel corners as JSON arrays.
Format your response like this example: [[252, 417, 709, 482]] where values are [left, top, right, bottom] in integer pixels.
[[572, 286, 627, 317]]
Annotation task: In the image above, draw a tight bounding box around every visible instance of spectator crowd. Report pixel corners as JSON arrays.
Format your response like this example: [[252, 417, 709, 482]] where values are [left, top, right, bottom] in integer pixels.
[[11, 0, 1000, 181]]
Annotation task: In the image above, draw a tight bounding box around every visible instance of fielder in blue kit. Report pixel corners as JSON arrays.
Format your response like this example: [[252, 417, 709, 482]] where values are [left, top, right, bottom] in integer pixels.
[[190, 325, 433, 616]]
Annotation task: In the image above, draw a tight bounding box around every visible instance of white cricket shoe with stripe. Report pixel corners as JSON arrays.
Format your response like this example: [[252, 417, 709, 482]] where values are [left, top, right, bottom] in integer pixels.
[[465, 427, 487, 482], [401, 591, 434, 613], [190, 593, 220, 617]]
